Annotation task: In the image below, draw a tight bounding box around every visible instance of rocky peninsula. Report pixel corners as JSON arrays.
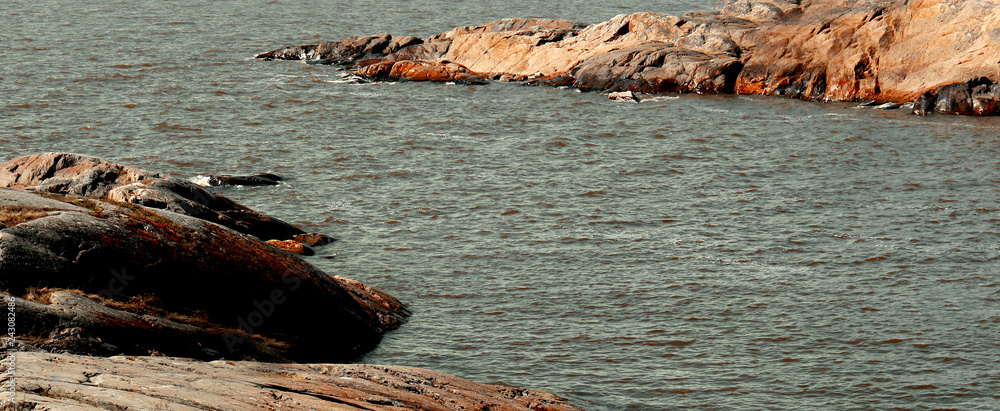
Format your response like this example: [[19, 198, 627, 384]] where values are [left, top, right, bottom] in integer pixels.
[[0, 153, 581, 410], [255, 0, 1000, 115]]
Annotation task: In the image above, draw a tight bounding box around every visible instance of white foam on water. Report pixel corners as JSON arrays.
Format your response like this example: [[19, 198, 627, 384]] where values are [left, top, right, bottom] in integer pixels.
[[189, 175, 212, 187], [642, 95, 681, 102]]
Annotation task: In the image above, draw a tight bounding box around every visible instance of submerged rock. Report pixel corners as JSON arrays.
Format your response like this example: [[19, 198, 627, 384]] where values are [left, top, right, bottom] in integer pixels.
[[0, 187, 406, 363], [203, 173, 284, 187], [7, 352, 583, 410], [255, 0, 1000, 115]]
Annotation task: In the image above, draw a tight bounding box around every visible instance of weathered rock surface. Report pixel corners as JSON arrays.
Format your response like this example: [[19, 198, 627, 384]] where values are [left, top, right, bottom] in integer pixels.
[[0, 187, 406, 363], [3, 290, 279, 361], [731, 0, 1000, 110], [266, 239, 314, 255], [3, 352, 582, 410], [354, 59, 490, 84], [256, 0, 1000, 115], [0, 153, 304, 241]]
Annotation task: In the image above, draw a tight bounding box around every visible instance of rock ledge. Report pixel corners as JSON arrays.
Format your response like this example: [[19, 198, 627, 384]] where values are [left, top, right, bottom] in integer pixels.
[[5, 352, 582, 410]]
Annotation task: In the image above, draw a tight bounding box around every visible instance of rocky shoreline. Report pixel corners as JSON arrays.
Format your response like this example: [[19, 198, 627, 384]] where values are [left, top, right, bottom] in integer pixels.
[[255, 0, 1000, 116], [0, 153, 581, 410]]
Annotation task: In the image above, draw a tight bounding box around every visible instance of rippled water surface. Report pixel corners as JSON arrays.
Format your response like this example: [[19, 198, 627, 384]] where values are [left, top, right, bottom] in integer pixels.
[[4, 0, 1000, 409]]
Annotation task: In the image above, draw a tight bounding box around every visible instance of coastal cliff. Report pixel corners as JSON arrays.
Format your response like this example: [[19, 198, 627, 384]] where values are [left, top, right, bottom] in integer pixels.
[[255, 0, 1000, 115]]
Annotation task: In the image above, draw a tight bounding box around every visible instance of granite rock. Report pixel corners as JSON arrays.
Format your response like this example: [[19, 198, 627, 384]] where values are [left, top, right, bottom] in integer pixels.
[[3, 352, 582, 411], [255, 0, 1000, 115], [0, 187, 407, 363]]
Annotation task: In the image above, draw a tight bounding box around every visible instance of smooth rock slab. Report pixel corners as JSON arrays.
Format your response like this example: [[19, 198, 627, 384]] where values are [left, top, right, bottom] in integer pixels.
[[4, 352, 583, 410]]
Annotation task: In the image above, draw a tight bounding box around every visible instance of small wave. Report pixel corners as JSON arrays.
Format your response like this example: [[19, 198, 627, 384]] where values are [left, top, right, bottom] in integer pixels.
[[700, 107, 729, 113], [854, 101, 905, 110], [643, 95, 681, 102], [317, 74, 365, 84]]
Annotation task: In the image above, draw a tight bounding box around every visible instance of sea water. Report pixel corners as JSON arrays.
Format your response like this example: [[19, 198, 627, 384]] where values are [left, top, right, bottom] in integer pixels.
[[3, 0, 999, 409]]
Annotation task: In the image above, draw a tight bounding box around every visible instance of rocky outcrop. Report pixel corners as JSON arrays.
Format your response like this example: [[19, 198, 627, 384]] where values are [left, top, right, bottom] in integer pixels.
[[255, 0, 1000, 115], [5, 352, 581, 410], [255, 33, 426, 65], [1, 156, 581, 409], [0, 153, 304, 241], [731, 0, 1000, 111], [1, 187, 406, 363]]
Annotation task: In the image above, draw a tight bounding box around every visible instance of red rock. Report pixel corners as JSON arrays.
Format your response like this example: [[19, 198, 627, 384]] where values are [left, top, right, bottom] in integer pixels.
[[354, 59, 489, 84], [294, 232, 335, 246], [266, 239, 312, 255]]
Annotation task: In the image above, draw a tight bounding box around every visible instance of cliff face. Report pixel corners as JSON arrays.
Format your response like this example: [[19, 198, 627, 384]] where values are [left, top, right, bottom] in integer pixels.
[[735, 0, 1000, 103], [256, 0, 1000, 115]]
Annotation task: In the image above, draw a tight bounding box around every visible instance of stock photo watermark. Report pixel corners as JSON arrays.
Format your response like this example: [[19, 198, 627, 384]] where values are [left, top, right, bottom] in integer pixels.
[[222, 271, 302, 353], [97, 267, 135, 300], [4, 295, 15, 405]]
